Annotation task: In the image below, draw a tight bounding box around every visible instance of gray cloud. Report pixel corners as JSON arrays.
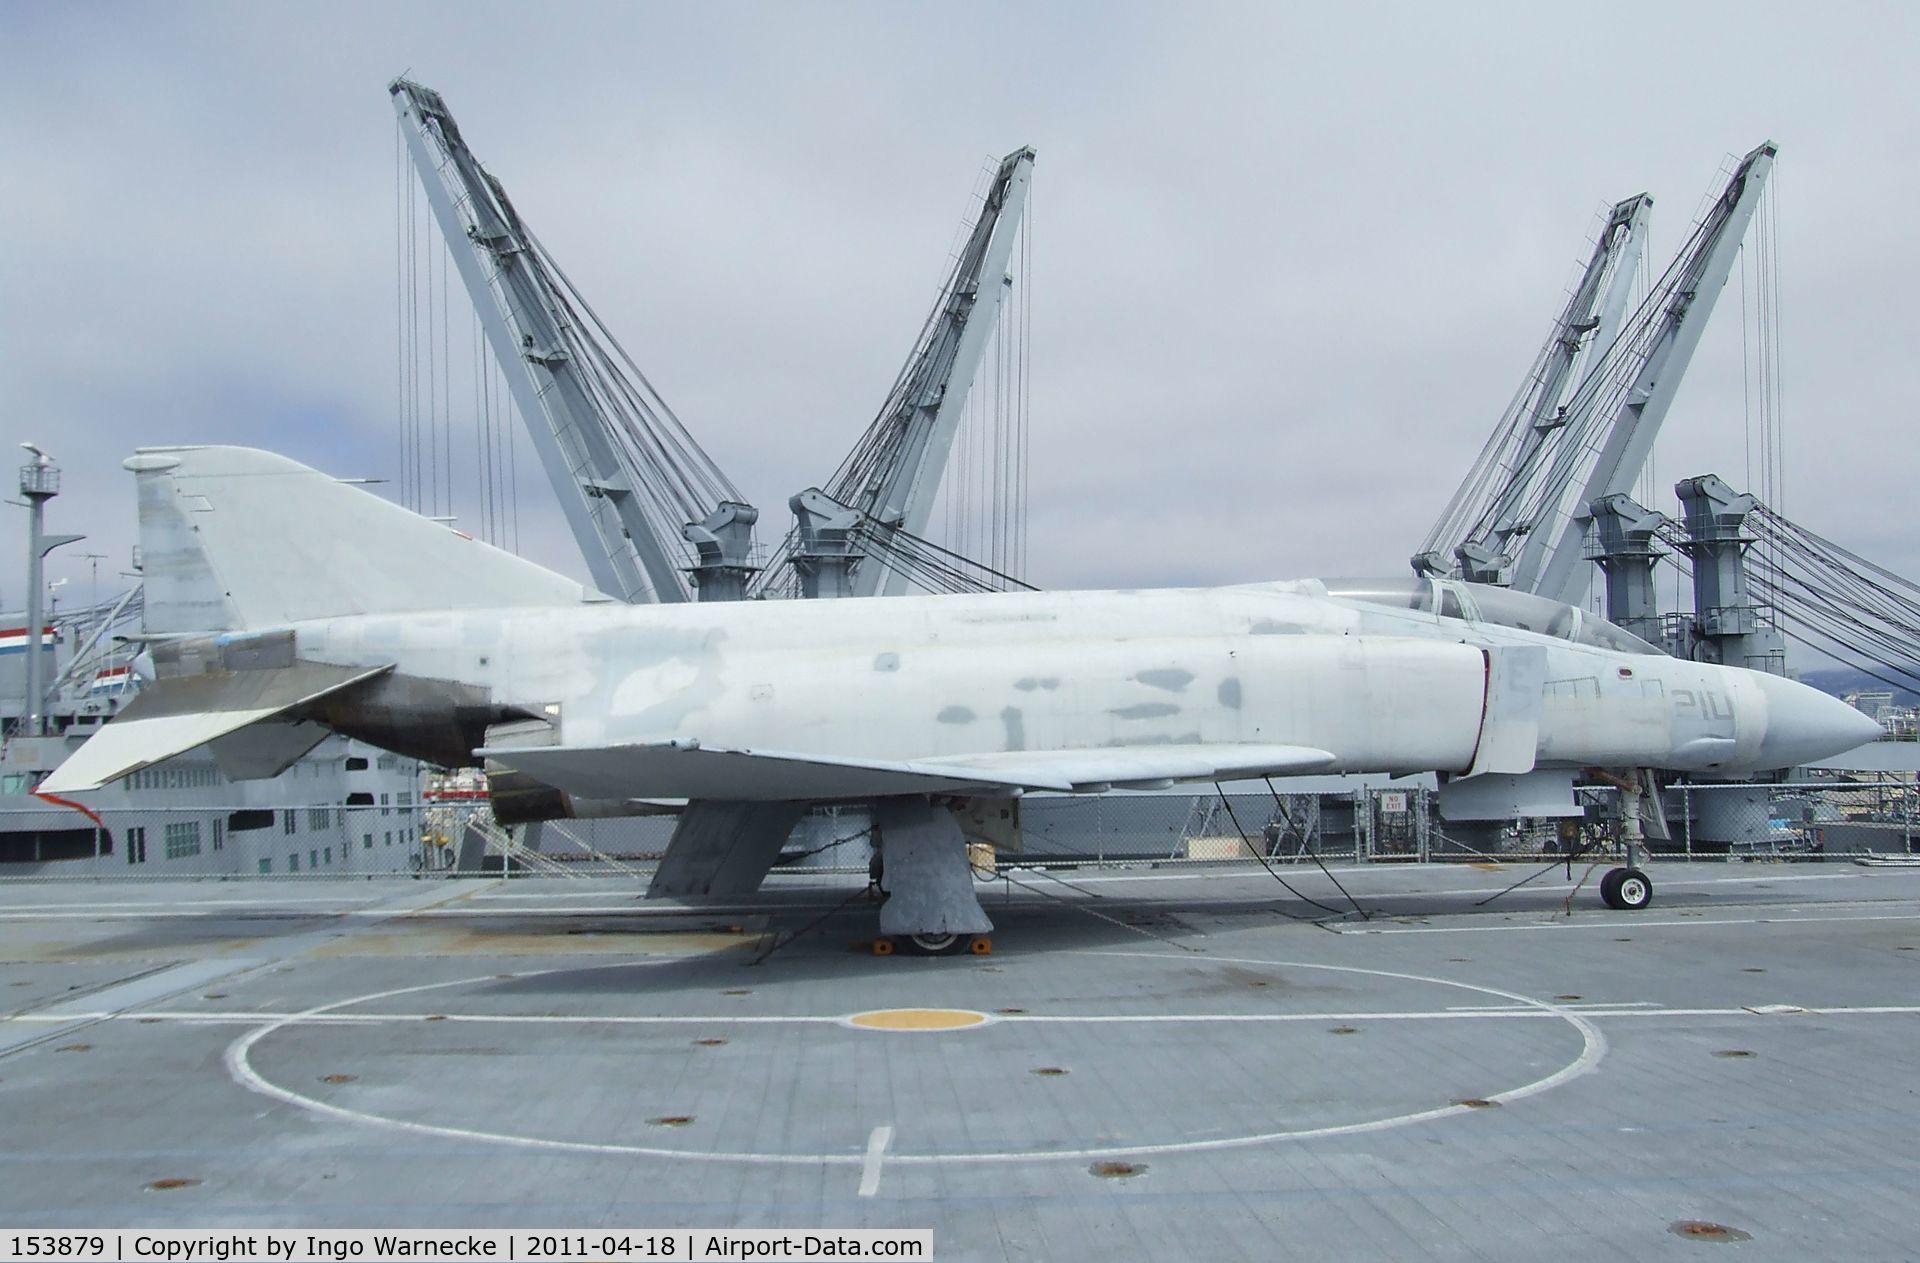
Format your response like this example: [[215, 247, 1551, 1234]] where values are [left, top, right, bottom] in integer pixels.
[[3, 1, 1915, 627]]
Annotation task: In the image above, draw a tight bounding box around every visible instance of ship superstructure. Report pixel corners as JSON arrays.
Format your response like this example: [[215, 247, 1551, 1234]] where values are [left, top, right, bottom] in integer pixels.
[[0, 453, 423, 877]]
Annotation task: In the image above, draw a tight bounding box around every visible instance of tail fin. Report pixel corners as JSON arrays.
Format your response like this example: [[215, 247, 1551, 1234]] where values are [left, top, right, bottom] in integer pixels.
[[129, 446, 595, 633]]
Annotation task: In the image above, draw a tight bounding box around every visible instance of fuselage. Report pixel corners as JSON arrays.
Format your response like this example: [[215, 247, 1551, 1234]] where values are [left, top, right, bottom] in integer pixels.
[[278, 579, 1877, 786]]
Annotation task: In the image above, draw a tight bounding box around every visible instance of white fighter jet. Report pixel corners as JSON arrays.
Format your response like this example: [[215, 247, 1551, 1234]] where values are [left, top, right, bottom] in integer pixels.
[[44, 448, 1881, 949]]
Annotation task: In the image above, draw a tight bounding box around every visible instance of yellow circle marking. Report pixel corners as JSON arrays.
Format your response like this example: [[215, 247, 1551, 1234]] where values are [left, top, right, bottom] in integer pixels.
[[847, 1008, 989, 1032]]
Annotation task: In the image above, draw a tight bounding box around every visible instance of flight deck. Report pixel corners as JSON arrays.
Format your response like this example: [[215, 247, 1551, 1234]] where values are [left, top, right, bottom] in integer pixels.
[[2, 863, 1917, 1261]]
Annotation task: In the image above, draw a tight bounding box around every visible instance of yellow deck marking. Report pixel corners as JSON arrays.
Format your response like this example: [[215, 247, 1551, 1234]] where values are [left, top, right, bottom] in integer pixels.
[[847, 1008, 988, 1031]]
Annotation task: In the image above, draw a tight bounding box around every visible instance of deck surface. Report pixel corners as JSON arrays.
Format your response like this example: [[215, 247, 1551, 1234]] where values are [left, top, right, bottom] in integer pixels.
[[3, 860, 1918, 1260]]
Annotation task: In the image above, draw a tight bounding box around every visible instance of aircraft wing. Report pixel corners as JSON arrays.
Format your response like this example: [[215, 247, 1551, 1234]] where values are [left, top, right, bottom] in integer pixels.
[[476, 739, 1337, 802], [39, 662, 393, 793]]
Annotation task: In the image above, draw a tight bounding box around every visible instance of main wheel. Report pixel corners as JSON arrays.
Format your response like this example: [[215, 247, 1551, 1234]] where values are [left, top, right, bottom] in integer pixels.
[[1600, 866, 1653, 910], [908, 932, 963, 955]]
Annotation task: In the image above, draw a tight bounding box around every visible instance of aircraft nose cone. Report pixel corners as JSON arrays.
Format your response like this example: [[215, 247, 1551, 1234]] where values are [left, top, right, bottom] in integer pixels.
[[1754, 673, 1885, 769]]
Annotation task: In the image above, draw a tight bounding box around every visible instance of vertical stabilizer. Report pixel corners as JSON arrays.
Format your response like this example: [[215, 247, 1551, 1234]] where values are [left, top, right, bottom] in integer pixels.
[[127, 446, 596, 634]]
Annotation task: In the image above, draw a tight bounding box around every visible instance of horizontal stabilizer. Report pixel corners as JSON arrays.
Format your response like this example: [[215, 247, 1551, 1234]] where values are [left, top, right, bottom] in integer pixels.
[[477, 739, 1336, 803], [40, 662, 391, 793]]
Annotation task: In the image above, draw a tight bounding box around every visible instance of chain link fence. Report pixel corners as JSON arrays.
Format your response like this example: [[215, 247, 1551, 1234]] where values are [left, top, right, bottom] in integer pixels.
[[2, 777, 1910, 880], [1664, 779, 1919, 859]]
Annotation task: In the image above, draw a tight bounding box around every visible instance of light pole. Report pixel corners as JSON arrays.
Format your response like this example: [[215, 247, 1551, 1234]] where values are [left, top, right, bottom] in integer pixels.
[[80, 552, 105, 613], [19, 444, 83, 738]]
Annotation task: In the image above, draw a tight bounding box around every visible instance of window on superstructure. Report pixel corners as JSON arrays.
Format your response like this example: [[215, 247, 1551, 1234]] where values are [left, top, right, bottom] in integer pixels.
[[363, 833, 373, 850], [258, 858, 270, 874], [126, 826, 146, 864], [380, 793, 391, 817], [163, 821, 201, 860], [211, 819, 223, 851], [307, 808, 330, 831], [288, 852, 299, 873]]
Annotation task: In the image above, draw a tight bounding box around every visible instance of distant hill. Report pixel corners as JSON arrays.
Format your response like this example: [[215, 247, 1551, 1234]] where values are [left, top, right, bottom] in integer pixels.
[[1798, 666, 1920, 708]]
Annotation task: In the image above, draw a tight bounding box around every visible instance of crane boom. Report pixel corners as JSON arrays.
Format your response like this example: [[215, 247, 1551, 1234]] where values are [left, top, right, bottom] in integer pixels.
[[392, 79, 749, 603], [1416, 194, 1650, 582], [803, 148, 1035, 599], [1522, 142, 1776, 603]]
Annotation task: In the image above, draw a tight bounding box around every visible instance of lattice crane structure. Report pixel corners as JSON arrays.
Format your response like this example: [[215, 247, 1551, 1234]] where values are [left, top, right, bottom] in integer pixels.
[[760, 147, 1036, 599], [1417, 142, 1776, 606], [392, 79, 754, 604], [394, 79, 1034, 604]]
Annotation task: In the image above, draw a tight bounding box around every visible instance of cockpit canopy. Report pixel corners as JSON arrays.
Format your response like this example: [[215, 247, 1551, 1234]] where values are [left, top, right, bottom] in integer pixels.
[[1321, 577, 1664, 656]]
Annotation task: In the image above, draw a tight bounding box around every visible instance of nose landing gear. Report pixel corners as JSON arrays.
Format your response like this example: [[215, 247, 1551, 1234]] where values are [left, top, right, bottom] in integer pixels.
[[1587, 767, 1660, 911], [1599, 866, 1653, 910]]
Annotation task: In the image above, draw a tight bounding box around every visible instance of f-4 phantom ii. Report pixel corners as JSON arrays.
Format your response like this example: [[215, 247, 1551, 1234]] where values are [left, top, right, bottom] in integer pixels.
[[46, 448, 1881, 949]]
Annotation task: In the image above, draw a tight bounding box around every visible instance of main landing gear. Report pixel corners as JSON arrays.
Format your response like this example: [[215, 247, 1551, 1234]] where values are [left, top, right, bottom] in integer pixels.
[[868, 799, 995, 958], [871, 932, 993, 957]]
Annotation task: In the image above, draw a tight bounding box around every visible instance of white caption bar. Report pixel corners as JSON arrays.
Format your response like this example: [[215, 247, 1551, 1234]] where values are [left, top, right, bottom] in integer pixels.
[[0, 1231, 933, 1262]]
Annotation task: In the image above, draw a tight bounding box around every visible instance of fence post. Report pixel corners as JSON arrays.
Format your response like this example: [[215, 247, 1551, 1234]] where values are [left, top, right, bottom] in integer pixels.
[[1683, 786, 1693, 860]]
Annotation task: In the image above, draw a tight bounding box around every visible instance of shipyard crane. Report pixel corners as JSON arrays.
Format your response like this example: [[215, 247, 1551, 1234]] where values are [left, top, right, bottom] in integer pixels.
[[1418, 142, 1776, 606], [758, 147, 1036, 599], [390, 79, 755, 604], [1414, 193, 1650, 582]]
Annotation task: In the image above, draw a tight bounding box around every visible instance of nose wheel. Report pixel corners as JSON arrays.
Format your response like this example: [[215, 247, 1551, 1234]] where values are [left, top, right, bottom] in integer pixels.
[[1600, 866, 1653, 910]]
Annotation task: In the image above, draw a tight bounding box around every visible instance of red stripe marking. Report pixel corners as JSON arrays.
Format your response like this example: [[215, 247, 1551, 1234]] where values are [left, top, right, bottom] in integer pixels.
[[33, 790, 107, 830]]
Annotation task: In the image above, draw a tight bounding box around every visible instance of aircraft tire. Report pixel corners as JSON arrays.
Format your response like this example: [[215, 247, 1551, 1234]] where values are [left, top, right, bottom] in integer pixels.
[[1600, 866, 1653, 910]]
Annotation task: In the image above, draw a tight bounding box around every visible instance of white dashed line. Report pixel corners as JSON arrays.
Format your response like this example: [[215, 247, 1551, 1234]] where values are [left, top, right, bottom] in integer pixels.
[[859, 1125, 892, 1197]]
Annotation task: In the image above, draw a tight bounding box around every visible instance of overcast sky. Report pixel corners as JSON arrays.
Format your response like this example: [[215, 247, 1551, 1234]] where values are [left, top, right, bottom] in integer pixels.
[[3, 1, 1917, 623]]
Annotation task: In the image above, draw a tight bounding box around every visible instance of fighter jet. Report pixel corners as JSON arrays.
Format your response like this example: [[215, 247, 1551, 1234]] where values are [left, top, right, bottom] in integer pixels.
[[43, 447, 1881, 949]]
